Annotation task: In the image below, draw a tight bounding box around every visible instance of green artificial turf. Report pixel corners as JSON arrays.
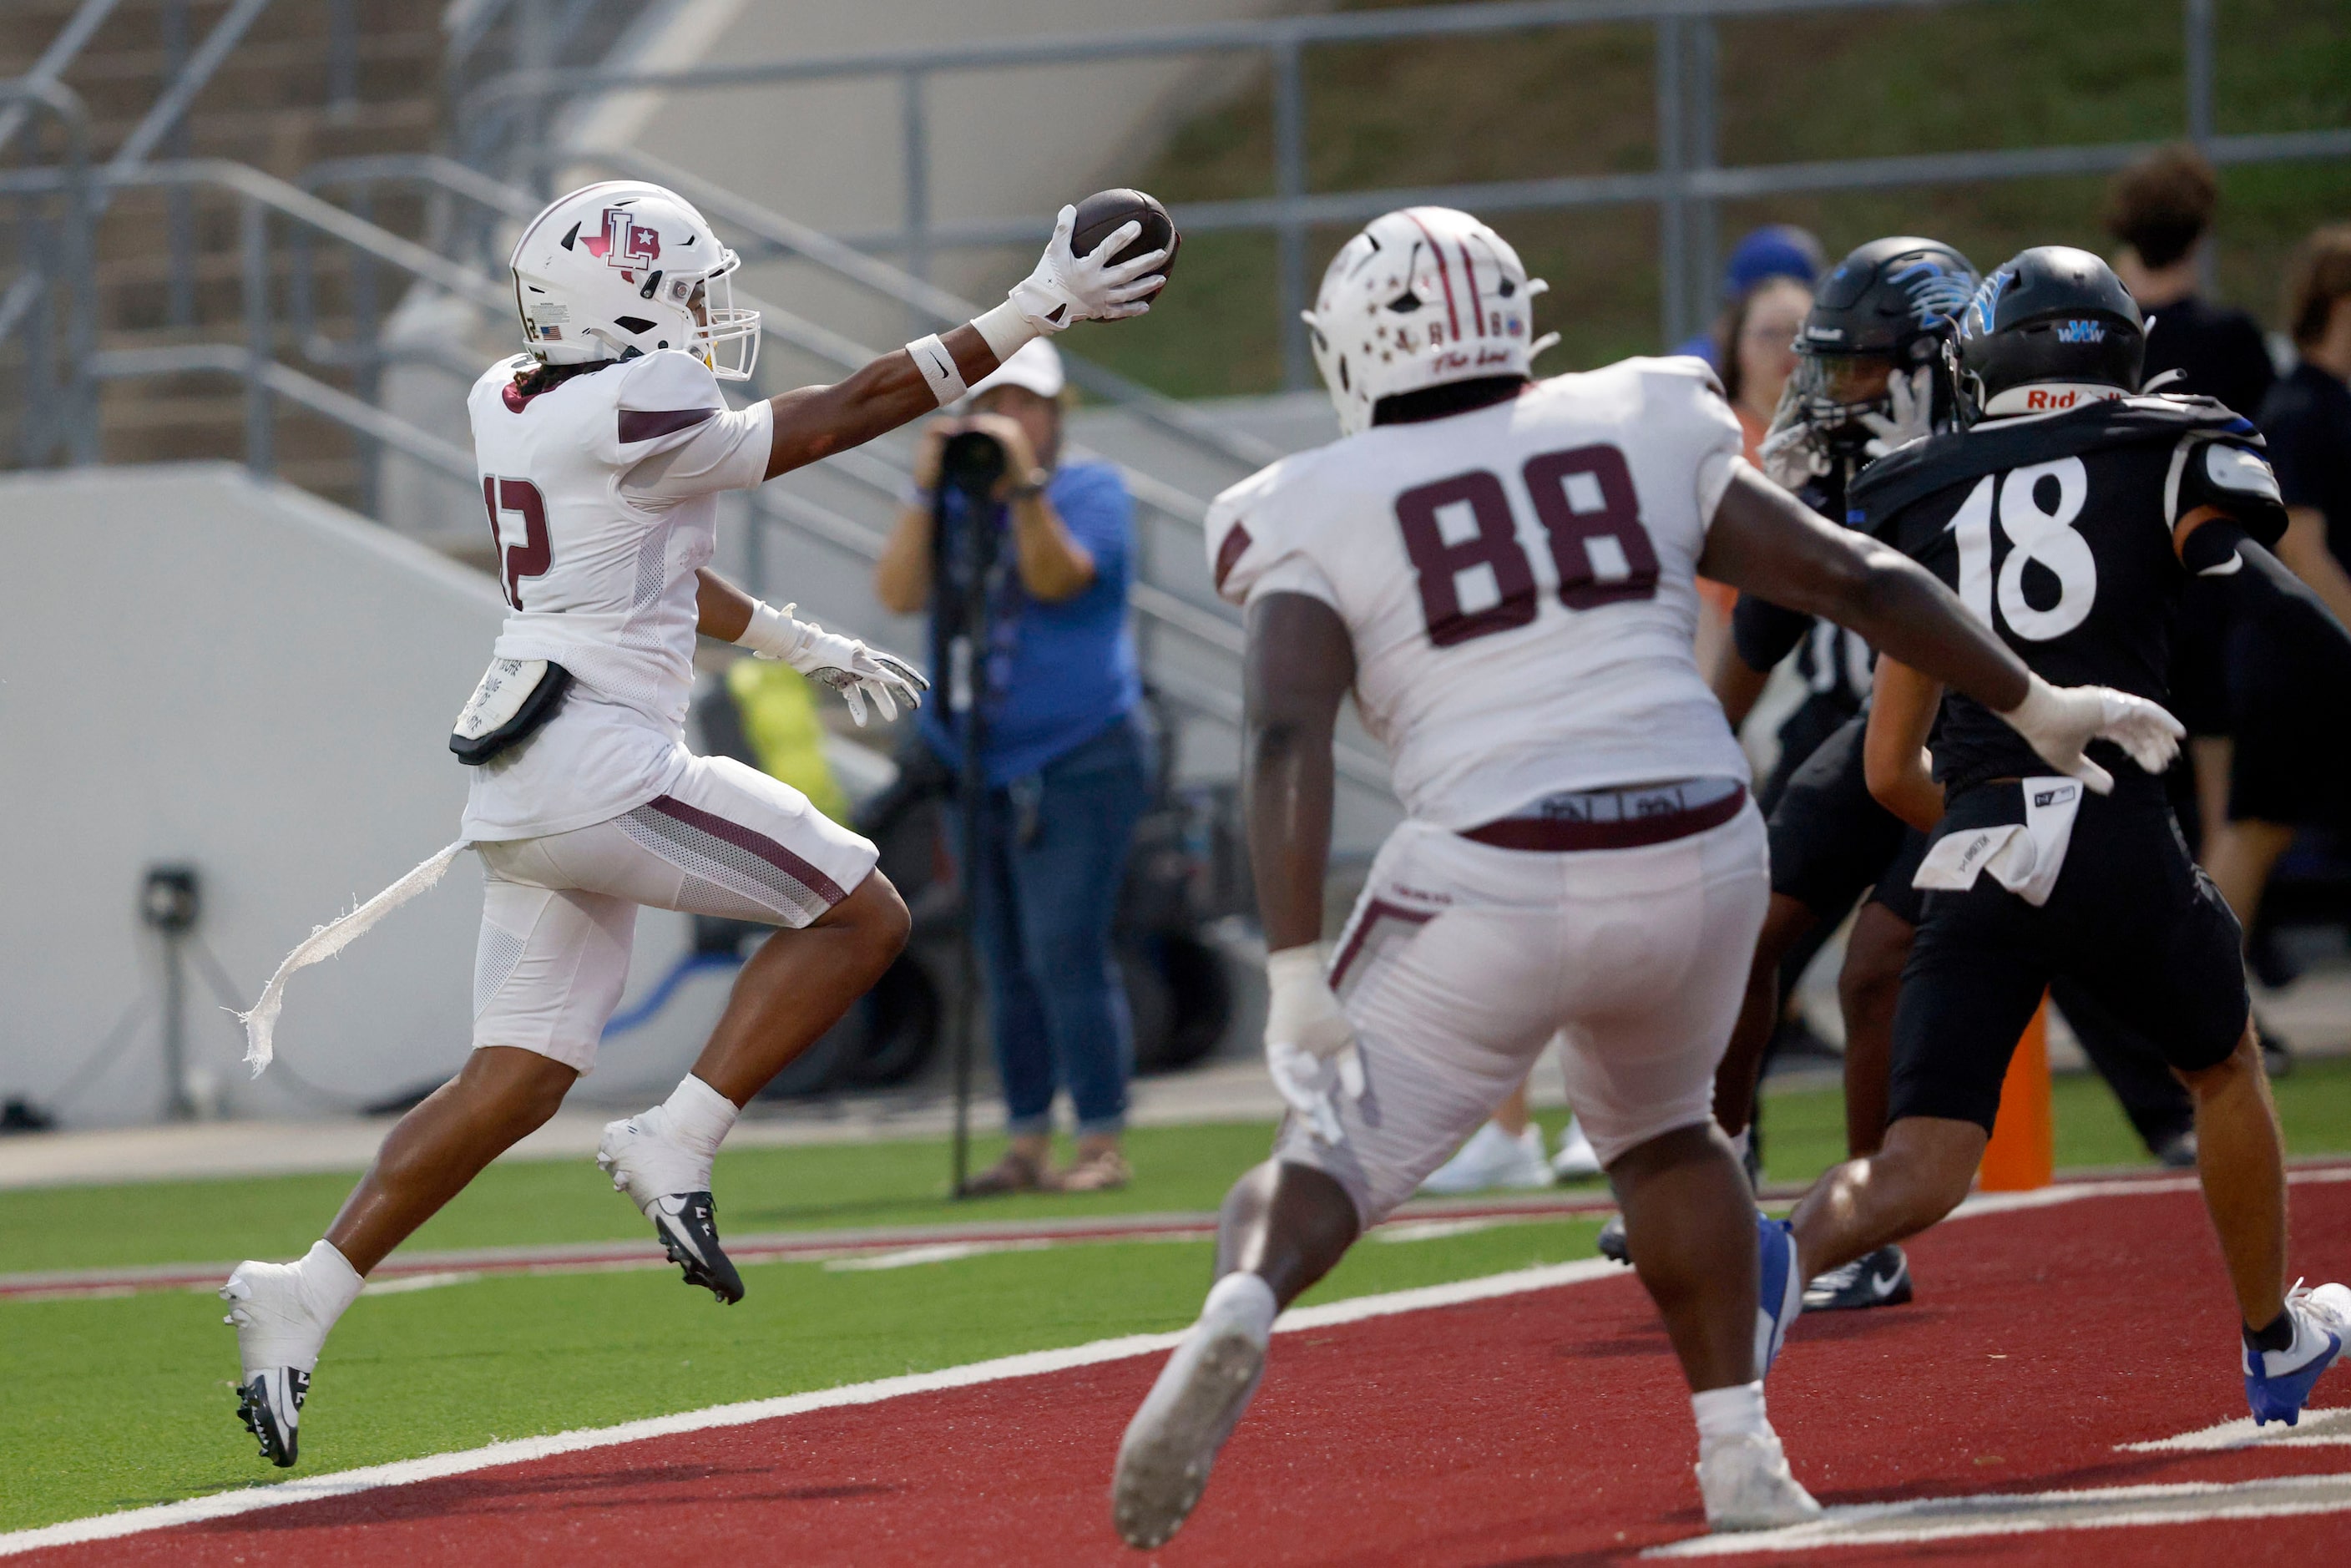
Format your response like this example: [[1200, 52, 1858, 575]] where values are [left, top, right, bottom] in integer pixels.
[[3, 1058, 2347, 1533], [0, 1215, 1605, 1534], [8, 1058, 2349, 1279]]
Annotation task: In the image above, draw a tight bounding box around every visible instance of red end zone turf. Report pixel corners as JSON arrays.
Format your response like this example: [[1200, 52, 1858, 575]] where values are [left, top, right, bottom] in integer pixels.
[[21, 1174, 2351, 1565]]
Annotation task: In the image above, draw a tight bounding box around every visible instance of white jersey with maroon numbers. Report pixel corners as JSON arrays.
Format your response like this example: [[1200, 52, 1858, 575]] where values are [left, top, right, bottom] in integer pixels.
[[459, 349, 774, 842], [1206, 357, 1752, 829]]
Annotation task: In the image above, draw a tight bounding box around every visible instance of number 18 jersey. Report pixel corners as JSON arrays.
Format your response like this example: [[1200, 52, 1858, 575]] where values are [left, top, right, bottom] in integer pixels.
[[1851, 393, 2282, 797], [1206, 359, 1752, 828]]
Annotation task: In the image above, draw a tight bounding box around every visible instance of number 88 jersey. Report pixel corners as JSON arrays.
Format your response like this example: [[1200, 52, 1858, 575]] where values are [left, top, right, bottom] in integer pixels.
[[1851, 392, 2285, 798], [1205, 357, 1752, 828]]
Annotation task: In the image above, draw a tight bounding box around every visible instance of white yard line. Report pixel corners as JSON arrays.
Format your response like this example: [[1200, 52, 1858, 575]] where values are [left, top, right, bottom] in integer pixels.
[[0, 1257, 1626, 1557], [1643, 1473, 2351, 1556], [2117, 1406, 2351, 1453]]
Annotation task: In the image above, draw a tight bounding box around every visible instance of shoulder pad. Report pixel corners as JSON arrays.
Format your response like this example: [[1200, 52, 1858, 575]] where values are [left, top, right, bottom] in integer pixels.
[[613, 351, 725, 446], [1621, 353, 1730, 402], [1205, 449, 1339, 604], [2172, 436, 2288, 549], [1853, 393, 2265, 526]]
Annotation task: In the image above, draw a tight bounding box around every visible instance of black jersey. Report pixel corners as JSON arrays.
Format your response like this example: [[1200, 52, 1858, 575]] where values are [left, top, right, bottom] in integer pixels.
[[1852, 395, 2283, 797], [1731, 464, 1873, 709]]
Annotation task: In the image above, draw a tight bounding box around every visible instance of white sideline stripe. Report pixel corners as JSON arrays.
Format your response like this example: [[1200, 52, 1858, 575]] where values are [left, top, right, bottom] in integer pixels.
[[0, 1257, 1629, 1557], [2119, 1405, 2351, 1452], [1947, 1164, 2351, 1222], [822, 1240, 1054, 1272], [1643, 1472, 2351, 1556]]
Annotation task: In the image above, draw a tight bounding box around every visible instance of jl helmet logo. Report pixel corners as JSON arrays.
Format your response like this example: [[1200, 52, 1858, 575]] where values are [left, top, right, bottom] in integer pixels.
[[584, 206, 660, 272]]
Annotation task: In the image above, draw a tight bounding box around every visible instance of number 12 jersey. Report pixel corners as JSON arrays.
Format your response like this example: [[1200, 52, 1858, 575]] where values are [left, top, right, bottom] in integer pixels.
[[1205, 358, 1752, 828]]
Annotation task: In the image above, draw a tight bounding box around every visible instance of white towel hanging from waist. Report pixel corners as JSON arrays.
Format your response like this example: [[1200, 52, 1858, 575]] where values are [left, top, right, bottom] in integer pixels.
[[1911, 776, 2084, 908]]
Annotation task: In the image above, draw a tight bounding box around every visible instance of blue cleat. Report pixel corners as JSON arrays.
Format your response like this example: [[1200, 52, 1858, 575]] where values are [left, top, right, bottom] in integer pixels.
[[2246, 1280, 2351, 1427], [1756, 1215, 1802, 1377]]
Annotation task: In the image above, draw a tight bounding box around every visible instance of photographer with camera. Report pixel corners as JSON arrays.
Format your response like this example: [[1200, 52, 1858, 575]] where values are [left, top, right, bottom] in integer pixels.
[[874, 339, 1148, 1194]]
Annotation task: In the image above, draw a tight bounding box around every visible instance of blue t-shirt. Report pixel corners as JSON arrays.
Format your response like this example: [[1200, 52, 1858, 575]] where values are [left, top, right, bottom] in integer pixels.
[[919, 459, 1142, 785]]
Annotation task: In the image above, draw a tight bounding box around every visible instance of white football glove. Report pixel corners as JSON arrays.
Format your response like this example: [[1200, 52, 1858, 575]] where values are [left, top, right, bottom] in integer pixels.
[[741, 601, 929, 727], [1998, 674, 2184, 794], [1263, 945, 1361, 1147], [1757, 380, 1829, 490], [1007, 205, 1169, 334], [1859, 366, 1935, 458]]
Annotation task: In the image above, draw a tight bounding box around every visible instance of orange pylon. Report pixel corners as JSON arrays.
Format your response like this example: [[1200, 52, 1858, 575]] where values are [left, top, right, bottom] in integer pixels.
[[1979, 996, 2054, 1191]]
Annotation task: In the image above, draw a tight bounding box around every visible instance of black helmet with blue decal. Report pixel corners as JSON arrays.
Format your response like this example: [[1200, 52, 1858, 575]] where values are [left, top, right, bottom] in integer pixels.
[[1791, 235, 1977, 450], [1955, 245, 2146, 414]]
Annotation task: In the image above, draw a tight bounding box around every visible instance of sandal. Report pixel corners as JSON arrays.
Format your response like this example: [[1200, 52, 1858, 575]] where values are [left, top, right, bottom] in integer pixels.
[[1054, 1146, 1131, 1193], [961, 1147, 1050, 1196]]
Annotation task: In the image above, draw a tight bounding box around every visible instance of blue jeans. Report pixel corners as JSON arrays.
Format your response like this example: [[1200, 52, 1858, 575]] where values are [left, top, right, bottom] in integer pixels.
[[950, 717, 1150, 1138]]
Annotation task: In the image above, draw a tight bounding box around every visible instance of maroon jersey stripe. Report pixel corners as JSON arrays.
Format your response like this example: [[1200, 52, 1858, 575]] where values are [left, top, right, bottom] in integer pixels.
[[1213, 522, 1254, 593], [617, 406, 719, 443]]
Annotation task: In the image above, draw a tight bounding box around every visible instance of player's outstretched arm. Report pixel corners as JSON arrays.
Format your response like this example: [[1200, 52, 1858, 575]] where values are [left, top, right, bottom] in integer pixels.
[[1701, 465, 2026, 711], [759, 206, 1167, 481], [1862, 658, 1946, 833], [1246, 592, 1363, 1143], [1701, 465, 2183, 791]]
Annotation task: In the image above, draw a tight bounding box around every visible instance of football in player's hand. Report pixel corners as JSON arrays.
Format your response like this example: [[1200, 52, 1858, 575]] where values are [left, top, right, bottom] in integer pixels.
[[1071, 189, 1179, 302]]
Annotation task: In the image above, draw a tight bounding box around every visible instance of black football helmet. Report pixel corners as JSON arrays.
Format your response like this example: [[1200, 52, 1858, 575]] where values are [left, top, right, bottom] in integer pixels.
[[1955, 245, 2146, 415], [1789, 236, 1977, 453]]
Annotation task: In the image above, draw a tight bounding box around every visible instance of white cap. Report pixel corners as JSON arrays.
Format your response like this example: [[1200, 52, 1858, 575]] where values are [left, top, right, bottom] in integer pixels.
[[967, 336, 1065, 402]]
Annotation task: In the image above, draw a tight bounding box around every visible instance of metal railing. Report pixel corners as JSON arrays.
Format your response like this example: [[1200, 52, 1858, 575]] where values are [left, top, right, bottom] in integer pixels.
[[455, 0, 2348, 387], [0, 139, 1393, 790], [275, 152, 1398, 786]]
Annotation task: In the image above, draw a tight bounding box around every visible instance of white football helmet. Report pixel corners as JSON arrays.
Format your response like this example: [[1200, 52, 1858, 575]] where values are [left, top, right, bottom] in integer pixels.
[[1302, 207, 1554, 435], [508, 180, 761, 380]]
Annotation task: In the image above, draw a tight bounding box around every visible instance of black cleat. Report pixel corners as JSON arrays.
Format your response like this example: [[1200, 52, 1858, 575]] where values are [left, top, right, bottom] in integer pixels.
[[1596, 1211, 1631, 1266], [235, 1367, 308, 1467], [652, 1191, 744, 1304], [1802, 1243, 1914, 1312]]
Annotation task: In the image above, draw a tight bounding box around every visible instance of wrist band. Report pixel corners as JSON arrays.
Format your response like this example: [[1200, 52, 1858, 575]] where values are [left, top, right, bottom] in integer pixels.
[[735, 599, 805, 661], [906, 334, 968, 407], [974, 298, 1039, 360]]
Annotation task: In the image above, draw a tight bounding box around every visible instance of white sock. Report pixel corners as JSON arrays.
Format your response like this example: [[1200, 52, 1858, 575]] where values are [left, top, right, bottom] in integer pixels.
[[1692, 1381, 1769, 1456], [297, 1240, 365, 1328], [1727, 1126, 1752, 1161], [660, 1074, 739, 1161], [1202, 1271, 1277, 1342]]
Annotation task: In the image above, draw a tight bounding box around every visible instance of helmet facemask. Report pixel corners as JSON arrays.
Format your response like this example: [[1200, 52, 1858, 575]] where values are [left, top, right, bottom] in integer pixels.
[[679, 250, 759, 381], [1791, 350, 1895, 454]]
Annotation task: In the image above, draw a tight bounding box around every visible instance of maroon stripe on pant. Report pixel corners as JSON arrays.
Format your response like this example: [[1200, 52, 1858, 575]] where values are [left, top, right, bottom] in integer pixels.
[[645, 795, 848, 904], [1328, 897, 1436, 994]]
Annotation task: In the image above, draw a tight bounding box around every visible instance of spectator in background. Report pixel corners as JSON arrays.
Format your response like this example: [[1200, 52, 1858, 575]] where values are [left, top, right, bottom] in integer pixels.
[[873, 339, 1148, 1195], [1669, 232, 1820, 680], [1670, 224, 1826, 367], [2201, 229, 2351, 960], [2106, 144, 2276, 420]]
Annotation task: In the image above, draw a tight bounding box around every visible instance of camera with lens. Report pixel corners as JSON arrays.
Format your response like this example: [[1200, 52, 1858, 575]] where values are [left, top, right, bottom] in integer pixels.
[[938, 427, 1007, 495]]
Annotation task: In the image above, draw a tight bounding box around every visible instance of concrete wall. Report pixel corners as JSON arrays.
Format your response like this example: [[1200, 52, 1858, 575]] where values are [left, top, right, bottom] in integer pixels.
[[0, 466, 719, 1128]]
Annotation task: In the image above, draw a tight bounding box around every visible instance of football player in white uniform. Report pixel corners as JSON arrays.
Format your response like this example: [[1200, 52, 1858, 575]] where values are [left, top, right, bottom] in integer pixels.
[[1109, 208, 2182, 1545], [219, 180, 1167, 1467]]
